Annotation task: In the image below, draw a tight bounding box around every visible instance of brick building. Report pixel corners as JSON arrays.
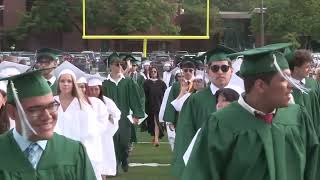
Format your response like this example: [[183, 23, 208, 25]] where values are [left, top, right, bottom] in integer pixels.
[[0, 0, 250, 53]]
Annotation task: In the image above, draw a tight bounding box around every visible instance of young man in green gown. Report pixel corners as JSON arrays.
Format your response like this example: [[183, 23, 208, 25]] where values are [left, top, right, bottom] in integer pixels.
[[102, 53, 145, 173], [35, 48, 62, 95], [124, 55, 146, 148], [181, 45, 319, 180], [0, 70, 96, 180], [172, 46, 243, 177], [163, 60, 196, 128], [286, 49, 320, 134]]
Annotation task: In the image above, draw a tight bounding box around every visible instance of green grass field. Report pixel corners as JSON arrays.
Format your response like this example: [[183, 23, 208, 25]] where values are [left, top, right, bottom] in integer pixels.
[[110, 130, 177, 180]]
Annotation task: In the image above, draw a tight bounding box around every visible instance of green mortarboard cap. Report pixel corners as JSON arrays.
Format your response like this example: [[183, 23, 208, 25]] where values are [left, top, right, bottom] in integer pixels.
[[284, 47, 295, 63], [180, 56, 193, 65], [229, 43, 291, 77], [124, 55, 140, 65], [36, 48, 62, 61], [203, 45, 237, 64], [118, 53, 128, 60], [105, 52, 121, 65], [0, 69, 52, 103]]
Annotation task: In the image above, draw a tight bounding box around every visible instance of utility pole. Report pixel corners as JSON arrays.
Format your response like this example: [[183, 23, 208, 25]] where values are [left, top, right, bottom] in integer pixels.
[[260, 0, 265, 46]]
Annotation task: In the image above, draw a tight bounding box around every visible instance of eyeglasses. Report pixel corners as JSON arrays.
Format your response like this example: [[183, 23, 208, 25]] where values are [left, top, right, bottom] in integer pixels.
[[151, 71, 157, 73], [210, 65, 230, 73], [25, 100, 60, 117], [183, 68, 194, 73], [36, 60, 52, 65]]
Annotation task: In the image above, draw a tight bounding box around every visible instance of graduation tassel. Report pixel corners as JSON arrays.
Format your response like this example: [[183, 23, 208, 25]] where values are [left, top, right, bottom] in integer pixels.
[[272, 54, 309, 94], [203, 55, 207, 88], [10, 80, 38, 138]]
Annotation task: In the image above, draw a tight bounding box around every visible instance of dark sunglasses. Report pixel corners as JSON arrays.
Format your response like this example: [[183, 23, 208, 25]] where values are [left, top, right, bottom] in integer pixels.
[[151, 70, 157, 73], [183, 68, 194, 73], [210, 65, 230, 73]]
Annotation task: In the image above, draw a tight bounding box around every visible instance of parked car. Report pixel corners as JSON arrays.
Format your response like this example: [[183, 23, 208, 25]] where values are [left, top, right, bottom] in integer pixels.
[[72, 54, 91, 73], [174, 51, 189, 66], [151, 54, 171, 72]]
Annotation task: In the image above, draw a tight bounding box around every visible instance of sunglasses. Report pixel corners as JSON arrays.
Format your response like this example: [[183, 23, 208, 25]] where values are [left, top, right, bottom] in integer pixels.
[[183, 68, 194, 73], [210, 65, 230, 73], [193, 79, 203, 83], [151, 70, 157, 73]]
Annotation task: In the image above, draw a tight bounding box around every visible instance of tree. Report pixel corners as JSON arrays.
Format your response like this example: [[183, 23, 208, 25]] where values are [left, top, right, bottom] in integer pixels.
[[7, 0, 180, 43], [250, 0, 320, 48], [180, 0, 223, 36], [7, 0, 82, 43], [216, 0, 251, 11], [86, 0, 180, 35]]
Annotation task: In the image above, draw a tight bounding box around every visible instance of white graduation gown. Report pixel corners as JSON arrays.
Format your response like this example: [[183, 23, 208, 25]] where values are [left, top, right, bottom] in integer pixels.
[[98, 96, 121, 176], [163, 71, 172, 88], [54, 96, 107, 180]]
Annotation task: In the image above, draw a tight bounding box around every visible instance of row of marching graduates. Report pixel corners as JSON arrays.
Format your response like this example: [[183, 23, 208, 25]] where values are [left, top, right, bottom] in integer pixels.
[[162, 43, 320, 180], [0, 48, 149, 180]]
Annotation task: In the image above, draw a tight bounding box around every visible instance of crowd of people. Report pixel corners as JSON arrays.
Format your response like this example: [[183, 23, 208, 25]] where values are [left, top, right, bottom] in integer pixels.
[[0, 43, 320, 180]]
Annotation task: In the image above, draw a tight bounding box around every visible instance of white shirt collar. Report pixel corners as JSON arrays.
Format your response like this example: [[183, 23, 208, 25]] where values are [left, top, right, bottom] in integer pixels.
[[292, 77, 306, 85], [238, 94, 276, 116], [47, 76, 56, 86], [107, 74, 125, 86], [13, 128, 47, 152]]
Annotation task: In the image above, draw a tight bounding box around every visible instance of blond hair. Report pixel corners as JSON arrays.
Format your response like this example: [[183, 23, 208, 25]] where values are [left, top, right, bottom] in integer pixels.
[[57, 74, 87, 110]]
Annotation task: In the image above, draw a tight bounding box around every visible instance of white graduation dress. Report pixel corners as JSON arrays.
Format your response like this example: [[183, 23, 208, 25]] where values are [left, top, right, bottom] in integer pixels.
[[93, 96, 120, 176], [54, 96, 107, 180]]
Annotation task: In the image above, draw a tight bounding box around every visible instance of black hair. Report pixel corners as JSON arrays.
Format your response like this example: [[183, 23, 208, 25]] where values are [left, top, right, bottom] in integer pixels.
[[243, 71, 277, 93], [36, 55, 54, 62], [215, 88, 240, 104]]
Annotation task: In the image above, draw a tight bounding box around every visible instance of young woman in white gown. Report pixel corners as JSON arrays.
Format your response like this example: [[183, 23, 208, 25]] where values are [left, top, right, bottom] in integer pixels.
[[86, 74, 121, 177], [53, 68, 107, 180]]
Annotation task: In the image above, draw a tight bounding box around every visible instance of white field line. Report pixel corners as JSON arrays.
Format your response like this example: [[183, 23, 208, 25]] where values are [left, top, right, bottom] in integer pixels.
[[129, 163, 171, 167]]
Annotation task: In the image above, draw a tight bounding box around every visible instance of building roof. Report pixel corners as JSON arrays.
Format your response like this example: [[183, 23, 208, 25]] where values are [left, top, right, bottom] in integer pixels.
[[219, 11, 251, 19]]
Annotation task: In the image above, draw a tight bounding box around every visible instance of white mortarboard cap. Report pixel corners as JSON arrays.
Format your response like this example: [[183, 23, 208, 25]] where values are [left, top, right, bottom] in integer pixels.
[[54, 61, 85, 80], [142, 60, 151, 66], [194, 74, 203, 80], [164, 62, 171, 67], [77, 76, 87, 84], [87, 73, 107, 86], [0, 61, 30, 76], [0, 81, 7, 93]]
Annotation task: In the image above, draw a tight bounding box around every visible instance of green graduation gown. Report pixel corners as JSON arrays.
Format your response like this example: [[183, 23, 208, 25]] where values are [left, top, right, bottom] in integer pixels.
[[130, 73, 146, 143], [102, 77, 144, 162], [292, 89, 320, 134], [305, 77, 320, 93], [163, 82, 181, 124], [50, 80, 58, 96], [172, 87, 216, 177], [181, 102, 319, 180], [292, 77, 320, 135], [0, 131, 96, 180]]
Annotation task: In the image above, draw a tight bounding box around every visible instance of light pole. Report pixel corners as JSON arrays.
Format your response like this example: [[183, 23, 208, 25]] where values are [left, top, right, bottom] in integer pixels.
[[260, 0, 264, 46], [253, 1, 266, 47]]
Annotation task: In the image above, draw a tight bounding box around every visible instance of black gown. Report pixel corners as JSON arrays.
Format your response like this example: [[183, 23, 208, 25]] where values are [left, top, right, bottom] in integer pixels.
[[143, 79, 167, 138]]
